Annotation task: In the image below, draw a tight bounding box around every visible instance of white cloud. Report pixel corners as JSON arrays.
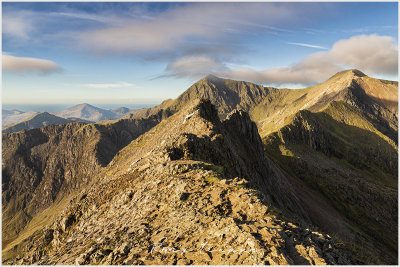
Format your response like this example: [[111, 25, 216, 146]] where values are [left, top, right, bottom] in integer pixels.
[[85, 82, 135, 89], [170, 34, 397, 85], [328, 34, 397, 75], [2, 55, 61, 74], [287, 42, 327, 49], [165, 55, 227, 78], [2, 12, 34, 40]]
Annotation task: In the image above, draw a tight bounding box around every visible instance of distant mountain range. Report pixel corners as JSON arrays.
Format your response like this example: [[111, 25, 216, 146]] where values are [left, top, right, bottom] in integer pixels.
[[2, 103, 140, 132], [2, 110, 40, 127], [2, 112, 92, 133], [2, 70, 398, 265]]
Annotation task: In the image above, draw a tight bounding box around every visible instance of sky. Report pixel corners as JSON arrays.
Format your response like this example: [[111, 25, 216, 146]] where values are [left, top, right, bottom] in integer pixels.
[[2, 1, 398, 105]]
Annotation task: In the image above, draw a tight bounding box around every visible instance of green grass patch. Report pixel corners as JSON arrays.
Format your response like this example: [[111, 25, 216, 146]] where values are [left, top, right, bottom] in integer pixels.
[[204, 175, 220, 184]]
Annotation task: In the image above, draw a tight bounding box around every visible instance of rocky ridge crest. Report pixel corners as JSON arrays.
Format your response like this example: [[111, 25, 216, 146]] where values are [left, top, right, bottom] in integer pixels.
[[4, 100, 353, 265]]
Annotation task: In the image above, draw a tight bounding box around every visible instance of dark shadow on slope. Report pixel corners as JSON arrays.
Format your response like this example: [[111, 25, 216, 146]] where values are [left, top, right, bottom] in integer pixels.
[[2, 112, 167, 249], [264, 110, 398, 264], [347, 80, 398, 145]]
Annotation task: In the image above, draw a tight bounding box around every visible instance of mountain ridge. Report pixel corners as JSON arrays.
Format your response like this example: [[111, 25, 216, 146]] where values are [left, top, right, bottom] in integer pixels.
[[2, 69, 398, 264], [2, 104, 140, 132], [3, 99, 354, 265], [2, 112, 91, 133]]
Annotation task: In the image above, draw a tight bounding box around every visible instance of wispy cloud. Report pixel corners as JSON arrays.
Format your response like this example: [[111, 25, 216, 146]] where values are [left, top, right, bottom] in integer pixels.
[[2, 2, 330, 62], [3, 54, 61, 74], [223, 34, 397, 84], [2, 11, 35, 40], [74, 3, 325, 56], [287, 42, 327, 49], [162, 55, 228, 79], [342, 25, 397, 34], [84, 82, 135, 89]]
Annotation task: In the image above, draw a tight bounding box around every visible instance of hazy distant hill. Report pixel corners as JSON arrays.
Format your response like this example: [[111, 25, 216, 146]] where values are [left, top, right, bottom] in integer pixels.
[[2, 104, 140, 130], [2, 110, 39, 127], [51, 103, 139, 122], [111, 107, 139, 117], [2, 109, 24, 117], [51, 103, 119, 122], [2, 112, 91, 133]]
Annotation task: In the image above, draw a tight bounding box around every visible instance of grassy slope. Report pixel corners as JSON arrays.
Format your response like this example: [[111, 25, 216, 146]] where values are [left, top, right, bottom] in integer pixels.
[[2, 193, 77, 260], [263, 101, 397, 264]]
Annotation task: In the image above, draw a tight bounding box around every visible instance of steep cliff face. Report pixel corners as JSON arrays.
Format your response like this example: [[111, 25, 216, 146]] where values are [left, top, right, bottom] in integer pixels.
[[4, 100, 353, 265], [2, 114, 163, 248]]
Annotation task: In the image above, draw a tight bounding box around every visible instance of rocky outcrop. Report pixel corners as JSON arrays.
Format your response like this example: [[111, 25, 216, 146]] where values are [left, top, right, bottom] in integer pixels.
[[3, 100, 354, 265]]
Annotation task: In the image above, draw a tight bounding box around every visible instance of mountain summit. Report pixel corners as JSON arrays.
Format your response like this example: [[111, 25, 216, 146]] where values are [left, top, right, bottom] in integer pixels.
[[251, 69, 398, 137], [130, 75, 275, 119], [328, 69, 367, 79]]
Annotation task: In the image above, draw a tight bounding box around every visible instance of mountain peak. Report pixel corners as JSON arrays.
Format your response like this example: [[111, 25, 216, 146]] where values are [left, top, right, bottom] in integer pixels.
[[73, 103, 96, 109], [328, 69, 367, 81], [348, 69, 367, 77], [203, 74, 221, 82]]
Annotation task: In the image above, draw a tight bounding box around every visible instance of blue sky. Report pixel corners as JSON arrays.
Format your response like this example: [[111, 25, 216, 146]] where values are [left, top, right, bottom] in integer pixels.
[[2, 2, 398, 105]]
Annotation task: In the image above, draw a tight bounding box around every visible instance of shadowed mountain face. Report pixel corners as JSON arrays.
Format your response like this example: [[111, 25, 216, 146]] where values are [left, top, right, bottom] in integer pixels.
[[2, 113, 164, 249], [255, 70, 398, 264], [2, 70, 398, 264]]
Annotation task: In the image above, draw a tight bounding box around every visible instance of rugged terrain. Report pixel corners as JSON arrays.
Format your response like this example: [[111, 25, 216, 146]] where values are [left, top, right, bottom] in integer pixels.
[[2, 70, 398, 264], [3, 100, 354, 265], [2, 112, 164, 249], [259, 70, 398, 264]]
